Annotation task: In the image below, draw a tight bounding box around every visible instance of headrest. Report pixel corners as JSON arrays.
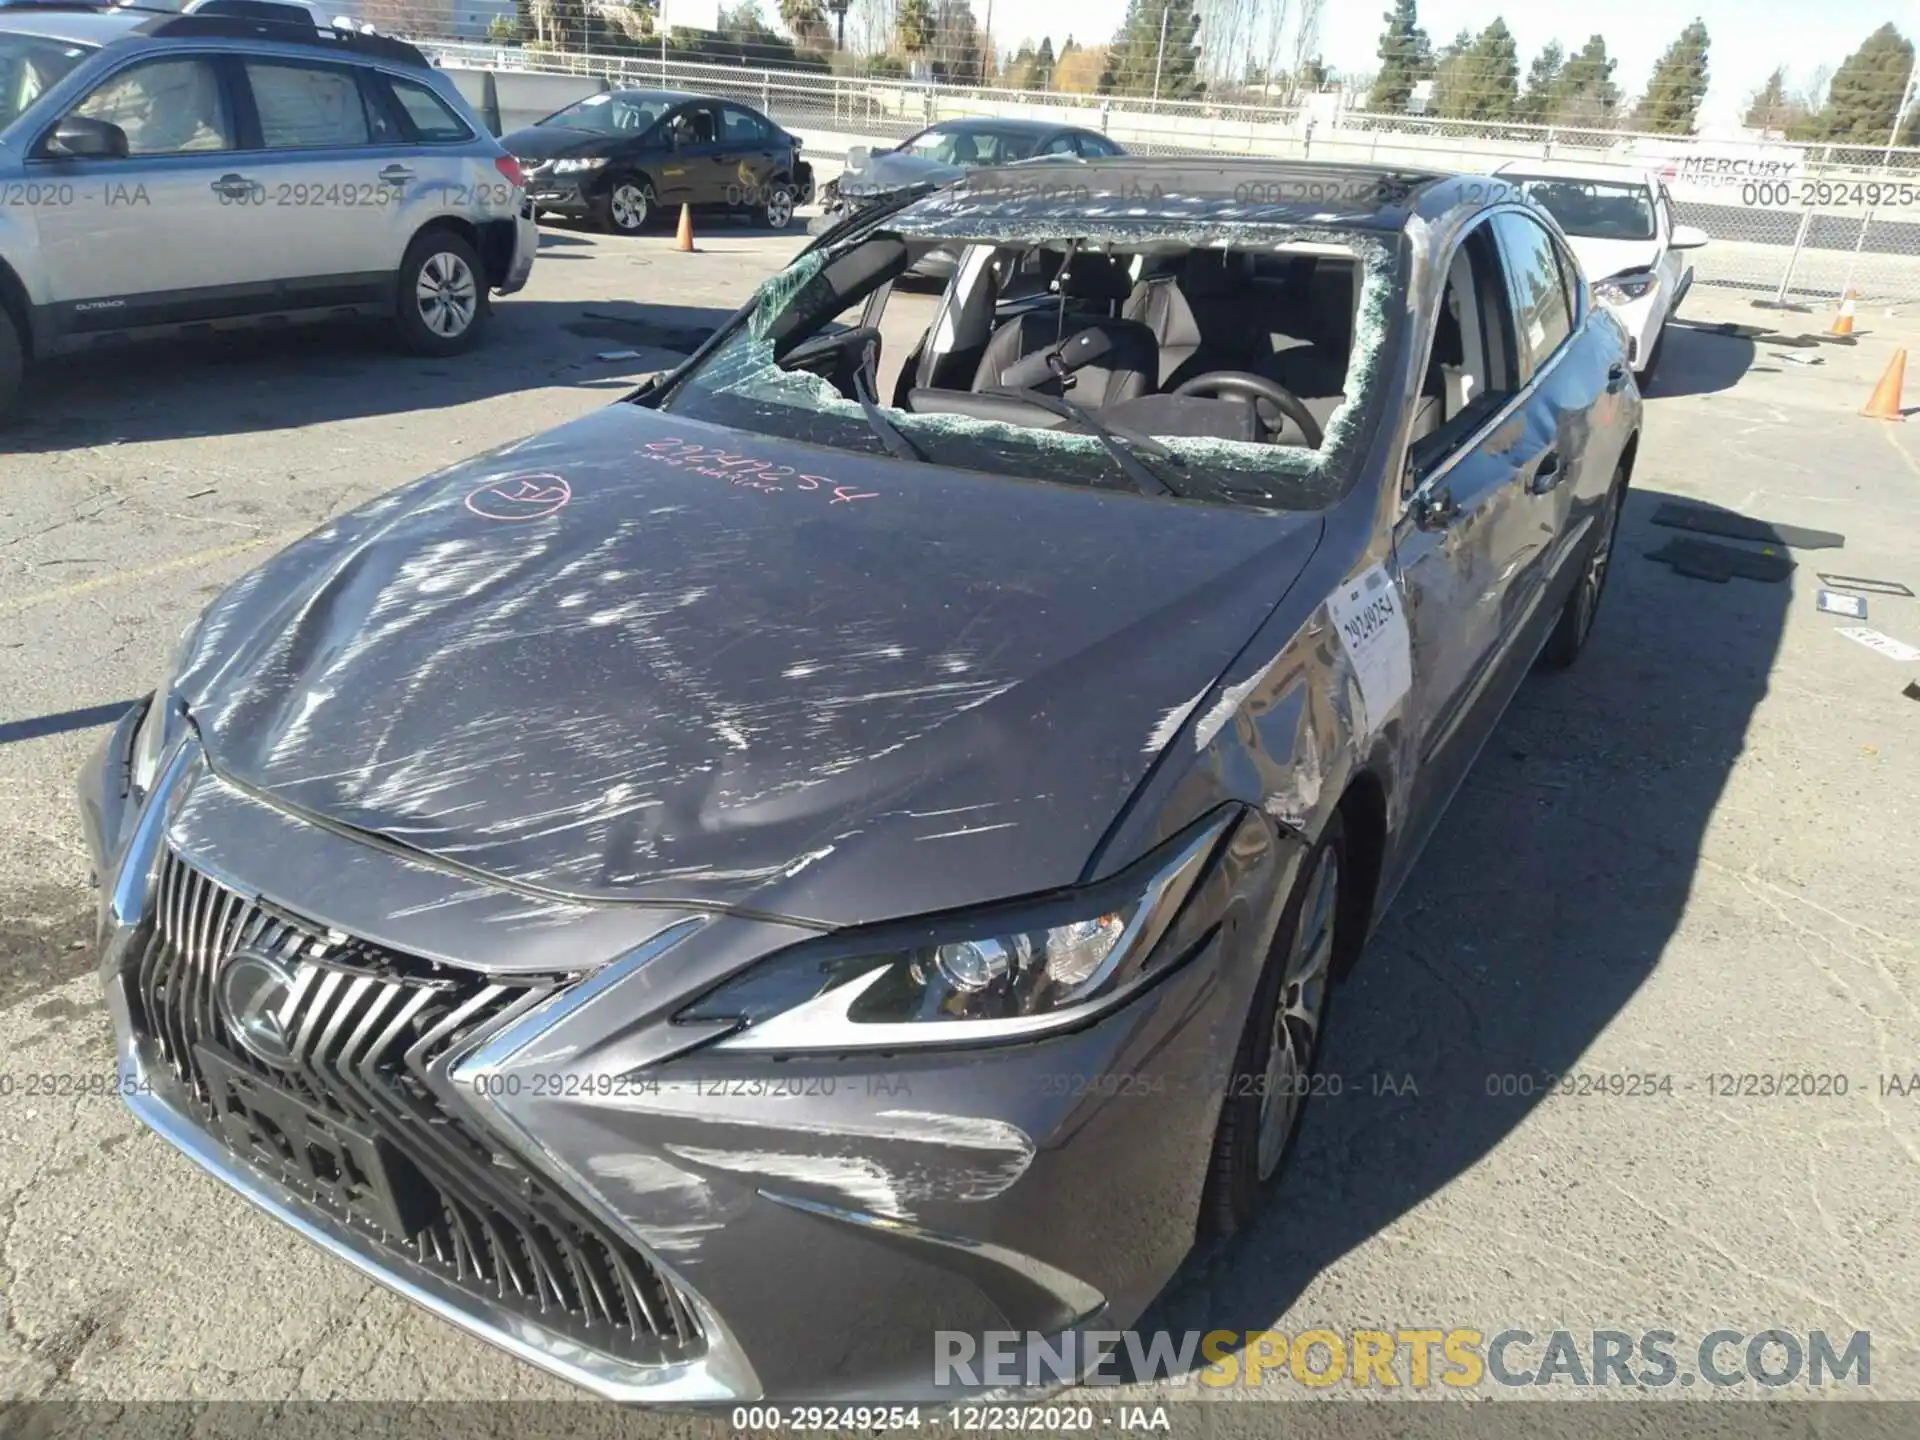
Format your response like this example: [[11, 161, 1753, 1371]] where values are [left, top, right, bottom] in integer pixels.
[[1181, 249, 1242, 298], [1057, 254, 1135, 303]]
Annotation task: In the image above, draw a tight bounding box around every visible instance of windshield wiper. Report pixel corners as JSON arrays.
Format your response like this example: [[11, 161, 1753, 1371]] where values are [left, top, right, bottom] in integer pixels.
[[854, 369, 928, 464], [991, 385, 1182, 497]]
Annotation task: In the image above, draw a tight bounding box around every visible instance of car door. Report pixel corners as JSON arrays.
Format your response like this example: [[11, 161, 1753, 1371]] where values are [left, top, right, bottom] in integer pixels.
[[229, 55, 409, 298], [30, 52, 271, 336], [654, 102, 725, 205], [1653, 183, 1687, 307], [1390, 211, 1558, 864], [718, 103, 778, 206]]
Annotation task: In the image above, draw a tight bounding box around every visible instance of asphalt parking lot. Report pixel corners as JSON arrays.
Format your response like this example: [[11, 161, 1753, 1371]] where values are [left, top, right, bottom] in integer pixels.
[[2, 217, 1917, 1419]]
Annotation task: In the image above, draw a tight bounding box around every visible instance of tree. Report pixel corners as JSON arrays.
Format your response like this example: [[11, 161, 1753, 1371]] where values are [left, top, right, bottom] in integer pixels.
[[1630, 19, 1710, 134], [1054, 42, 1105, 92], [778, 0, 831, 48], [1518, 41, 1562, 124], [1367, 0, 1429, 112], [1427, 27, 1475, 117], [1802, 25, 1914, 142], [1551, 34, 1620, 128], [896, 0, 935, 54], [1098, 0, 1203, 100], [1032, 35, 1055, 88], [930, 0, 985, 81], [1744, 66, 1789, 131], [1431, 19, 1516, 121]]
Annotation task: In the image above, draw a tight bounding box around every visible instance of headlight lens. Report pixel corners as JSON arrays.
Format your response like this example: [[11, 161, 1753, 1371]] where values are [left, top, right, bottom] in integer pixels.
[[550, 157, 607, 173], [1594, 270, 1658, 305], [680, 813, 1232, 1051], [127, 624, 198, 801]]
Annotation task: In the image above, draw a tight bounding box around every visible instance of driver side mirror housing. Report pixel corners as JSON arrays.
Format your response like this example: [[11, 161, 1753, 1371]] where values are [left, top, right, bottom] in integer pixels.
[[43, 115, 129, 159], [1669, 223, 1709, 250]]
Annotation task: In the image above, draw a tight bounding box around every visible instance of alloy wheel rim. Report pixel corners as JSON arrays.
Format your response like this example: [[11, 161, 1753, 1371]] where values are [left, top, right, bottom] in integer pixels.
[[415, 252, 477, 338], [1579, 481, 1624, 638], [1256, 848, 1338, 1180], [766, 189, 793, 227], [611, 184, 647, 230]]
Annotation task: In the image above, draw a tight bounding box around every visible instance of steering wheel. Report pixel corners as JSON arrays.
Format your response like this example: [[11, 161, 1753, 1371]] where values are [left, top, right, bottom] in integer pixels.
[[1172, 371, 1323, 449]]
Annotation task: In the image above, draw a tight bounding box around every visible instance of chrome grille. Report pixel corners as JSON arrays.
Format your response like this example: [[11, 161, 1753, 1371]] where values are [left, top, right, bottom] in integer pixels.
[[127, 849, 702, 1361]]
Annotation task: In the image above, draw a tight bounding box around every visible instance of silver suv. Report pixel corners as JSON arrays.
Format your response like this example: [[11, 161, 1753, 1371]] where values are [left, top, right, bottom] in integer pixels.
[[0, 3, 538, 417]]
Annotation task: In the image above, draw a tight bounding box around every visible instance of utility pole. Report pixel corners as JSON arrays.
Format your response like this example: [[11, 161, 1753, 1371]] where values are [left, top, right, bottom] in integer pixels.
[[1884, 60, 1917, 168], [981, 0, 994, 83], [1150, 1, 1169, 103]]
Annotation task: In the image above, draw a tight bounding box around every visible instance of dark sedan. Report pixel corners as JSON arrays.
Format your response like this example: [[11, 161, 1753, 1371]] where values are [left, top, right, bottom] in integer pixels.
[[80, 160, 1638, 1403], [504, 88, 812, 233], [812, 117, 1127, 274]]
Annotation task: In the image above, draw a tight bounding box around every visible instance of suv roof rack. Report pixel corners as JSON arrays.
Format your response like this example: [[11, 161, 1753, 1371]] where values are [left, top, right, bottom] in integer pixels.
[[130, 10, 429, 65]]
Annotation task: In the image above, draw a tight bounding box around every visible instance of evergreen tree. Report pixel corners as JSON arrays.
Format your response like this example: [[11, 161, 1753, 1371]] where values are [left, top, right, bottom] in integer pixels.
[[1805, 25, 1915, 142], [1630, 19, 1710, 134], [1433, 18, 1516, 120], [1032, 35, 1055, 87], [896, 0, 935, 53], [1552, 34, 1620, 127], [1518, 41, 1563, 124], [1368, 0, 1430, 112], [1744, 66, 1789, 130], [778, 0, 830, 48], [1427, 27, 1475, 118], [1098, 0, 1203, 99]]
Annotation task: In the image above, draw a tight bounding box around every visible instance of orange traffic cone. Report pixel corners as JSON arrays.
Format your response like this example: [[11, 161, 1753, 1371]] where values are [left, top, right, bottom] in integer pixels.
[[676, 203, 695, 253], [1832, 290, 1857, 337], [1861, 348, 1907, 420]]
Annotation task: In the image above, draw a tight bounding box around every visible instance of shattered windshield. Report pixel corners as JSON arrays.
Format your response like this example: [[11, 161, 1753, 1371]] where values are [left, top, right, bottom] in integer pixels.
[[540, 92, 670, 134], [653, 213, 1402, 513]]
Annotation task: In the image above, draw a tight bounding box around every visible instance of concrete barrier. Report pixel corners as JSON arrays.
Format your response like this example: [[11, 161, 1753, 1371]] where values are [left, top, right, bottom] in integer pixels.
[[491, 70, 609, 137]]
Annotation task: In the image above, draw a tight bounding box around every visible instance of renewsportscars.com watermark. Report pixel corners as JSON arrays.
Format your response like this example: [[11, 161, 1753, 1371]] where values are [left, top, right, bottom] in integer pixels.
[[935, 1328, 1872, 1391]]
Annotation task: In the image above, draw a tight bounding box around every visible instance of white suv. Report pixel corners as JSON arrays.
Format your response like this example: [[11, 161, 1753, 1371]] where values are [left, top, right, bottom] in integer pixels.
[[0, 3, 538, 417], [1496, 160, 1708, 379]]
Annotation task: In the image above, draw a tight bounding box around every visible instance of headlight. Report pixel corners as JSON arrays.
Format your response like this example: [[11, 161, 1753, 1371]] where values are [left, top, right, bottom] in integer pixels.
[[550, 157, 607, 173], [1594, 270, 1658, 305], [128, 624, 198, 801], [679, 812, 1233, 1051]]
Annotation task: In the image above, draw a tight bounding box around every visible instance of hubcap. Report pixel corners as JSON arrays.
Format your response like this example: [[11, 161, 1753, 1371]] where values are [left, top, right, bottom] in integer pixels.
[[766, 189, 793, 227], [1256, 847, 1339, 1180], [610, 183, 648, 231], [1578, 479, 1625, 639], [415, 251, 477, 338]]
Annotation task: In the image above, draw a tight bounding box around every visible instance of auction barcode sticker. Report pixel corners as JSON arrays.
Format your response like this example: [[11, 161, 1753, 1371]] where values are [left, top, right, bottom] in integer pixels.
[[1326, 563, 1413, 736]]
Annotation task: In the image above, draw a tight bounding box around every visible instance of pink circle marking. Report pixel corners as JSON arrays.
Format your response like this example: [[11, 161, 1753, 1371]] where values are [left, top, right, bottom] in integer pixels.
[[465, 473, 572, 522]]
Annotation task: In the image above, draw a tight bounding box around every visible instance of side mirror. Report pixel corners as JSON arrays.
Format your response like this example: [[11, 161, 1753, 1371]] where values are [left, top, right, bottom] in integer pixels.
[[846, 144, 871, 168], [1670, 223, 1709, 250], [45, 115, 129, 159]]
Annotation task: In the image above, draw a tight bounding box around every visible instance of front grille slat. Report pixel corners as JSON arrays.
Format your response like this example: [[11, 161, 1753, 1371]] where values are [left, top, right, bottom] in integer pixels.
[[125, 850, 703, 1366]]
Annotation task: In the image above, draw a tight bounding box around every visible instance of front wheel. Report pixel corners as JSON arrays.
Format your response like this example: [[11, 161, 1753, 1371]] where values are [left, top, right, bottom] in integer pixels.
[[1539, 463, 1627, 671], [601, 176, 653, 235], [394, 231, 487, 357], [1201, 813, 1345, 1236], [759, 183, 796, 230]]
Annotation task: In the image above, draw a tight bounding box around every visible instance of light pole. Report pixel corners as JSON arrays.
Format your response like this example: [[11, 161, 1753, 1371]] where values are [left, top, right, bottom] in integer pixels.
[[1150, 1, 1169, 103]]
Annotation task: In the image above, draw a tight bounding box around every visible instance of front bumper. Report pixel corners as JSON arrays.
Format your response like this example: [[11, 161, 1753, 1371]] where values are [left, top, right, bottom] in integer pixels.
[[524, 169, 597, 216], [78, 724, 1300, 1403], [500, 197, 538, 295]]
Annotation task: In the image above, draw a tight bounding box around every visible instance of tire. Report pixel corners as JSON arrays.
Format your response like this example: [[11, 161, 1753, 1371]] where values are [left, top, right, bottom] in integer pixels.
[[1201, 812, 1346, 1236], [600, 175, 653, 235], [1539, 461, 1627, 671], [1639, 322, 1666, 383], [0, 306, 22, 424], [759, 182, 796, 230], [393, 230, 487, 357]]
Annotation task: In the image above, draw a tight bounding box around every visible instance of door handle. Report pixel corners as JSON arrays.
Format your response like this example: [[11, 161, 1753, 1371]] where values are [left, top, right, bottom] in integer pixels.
[[1413, 484, 1460, 531], [1606, 360, 1629, 393], [1527, 451, 1565, 494], [209, 173, 257, 199], [379, 164, 415, 183]]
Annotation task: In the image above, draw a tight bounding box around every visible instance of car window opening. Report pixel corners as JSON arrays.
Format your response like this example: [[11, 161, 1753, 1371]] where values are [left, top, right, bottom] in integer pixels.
[[653, 221, 1398, 512]]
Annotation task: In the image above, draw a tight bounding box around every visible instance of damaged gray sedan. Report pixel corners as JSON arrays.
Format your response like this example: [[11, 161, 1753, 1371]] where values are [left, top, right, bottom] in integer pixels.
[[79, 158, 1640, 1403]]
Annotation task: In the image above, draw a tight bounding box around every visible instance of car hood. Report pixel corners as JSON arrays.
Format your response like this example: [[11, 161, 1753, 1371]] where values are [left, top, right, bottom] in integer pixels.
[[840, 148, 965, 197], [1564, 234, 1663, 283], [503, 125, 621, 163], [177, 404, 1323, 928]]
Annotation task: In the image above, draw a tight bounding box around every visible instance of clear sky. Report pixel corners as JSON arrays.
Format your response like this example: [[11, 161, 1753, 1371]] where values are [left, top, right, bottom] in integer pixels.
[[993, 0, 1916, 129]]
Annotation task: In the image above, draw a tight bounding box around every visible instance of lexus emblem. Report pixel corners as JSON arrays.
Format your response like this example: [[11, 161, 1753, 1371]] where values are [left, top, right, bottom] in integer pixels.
[[217, 946, 301, 1066]]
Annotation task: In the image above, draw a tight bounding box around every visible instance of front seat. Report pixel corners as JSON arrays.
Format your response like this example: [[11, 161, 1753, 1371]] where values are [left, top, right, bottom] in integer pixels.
[[1126, 248, 1256, 390], [971, 254, 1159, 408]]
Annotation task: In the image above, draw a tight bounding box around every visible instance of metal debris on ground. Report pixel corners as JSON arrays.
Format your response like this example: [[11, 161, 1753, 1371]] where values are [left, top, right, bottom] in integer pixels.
[[595, 349, 643, 362], [1904, 679, 1920, 701], [1818, 589, 1869, 619], [1836, 626, 1920, 663], [1650, 504, 1845, 551], [1770, 351, 1825, 366], [1646, 537, 1796, 583], [1818, 572, 1914, 597]]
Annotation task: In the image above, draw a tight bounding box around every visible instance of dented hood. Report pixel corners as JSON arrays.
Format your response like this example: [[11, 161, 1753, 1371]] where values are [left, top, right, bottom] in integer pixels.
[[178, 403, 1322, 927]]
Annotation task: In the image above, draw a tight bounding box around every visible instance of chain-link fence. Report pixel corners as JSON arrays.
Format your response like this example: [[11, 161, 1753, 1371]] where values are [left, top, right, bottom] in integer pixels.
[[417, 37, 1920, 308]]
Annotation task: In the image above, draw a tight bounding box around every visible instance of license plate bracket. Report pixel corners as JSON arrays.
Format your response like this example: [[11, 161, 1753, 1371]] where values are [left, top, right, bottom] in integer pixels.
[[196, 1043, 436, 1240]]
